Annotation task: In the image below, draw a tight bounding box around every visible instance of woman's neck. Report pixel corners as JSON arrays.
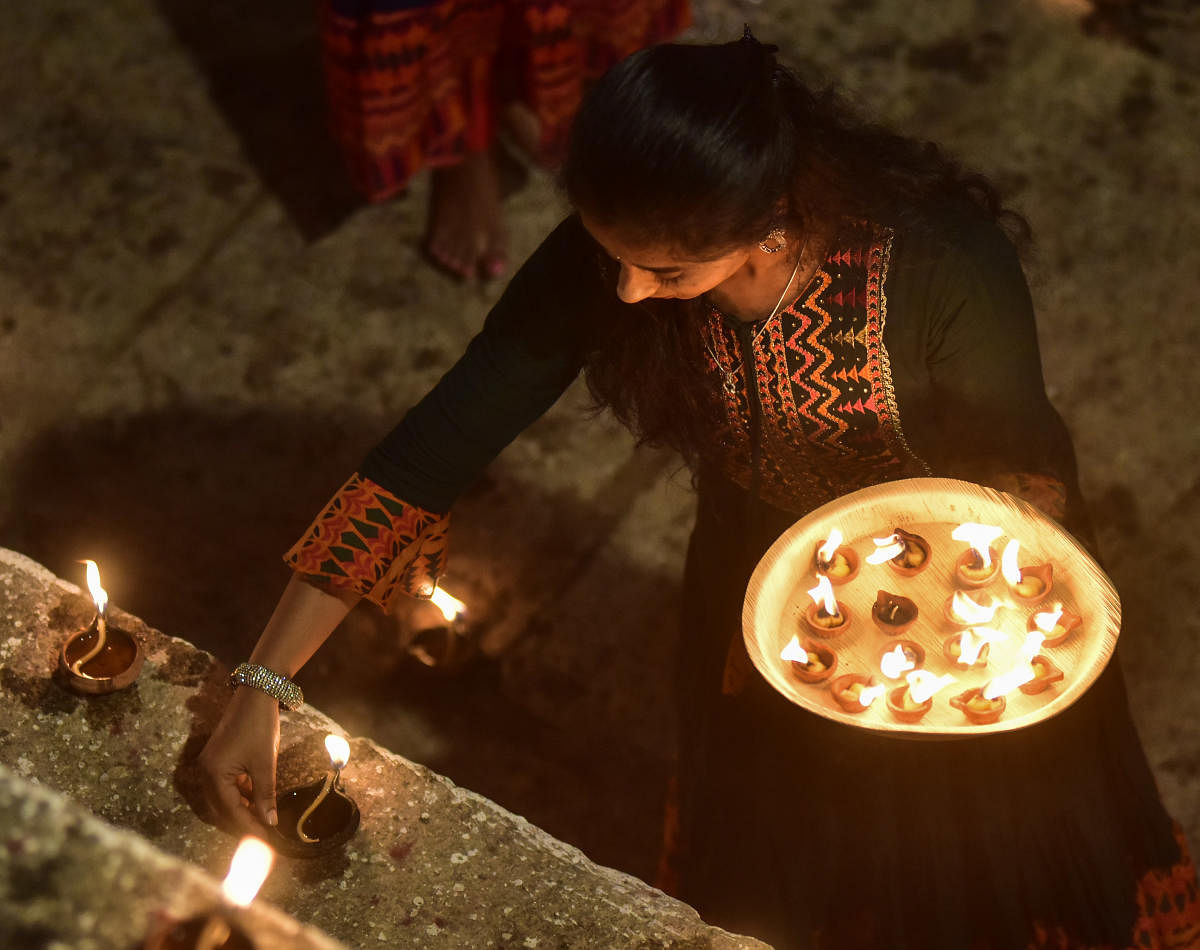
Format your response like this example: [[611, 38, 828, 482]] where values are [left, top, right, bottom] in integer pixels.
[[706, 233, 824, 324]]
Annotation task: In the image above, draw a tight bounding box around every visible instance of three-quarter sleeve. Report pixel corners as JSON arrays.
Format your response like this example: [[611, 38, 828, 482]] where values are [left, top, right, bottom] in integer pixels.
[[284, 215, 604, 602]]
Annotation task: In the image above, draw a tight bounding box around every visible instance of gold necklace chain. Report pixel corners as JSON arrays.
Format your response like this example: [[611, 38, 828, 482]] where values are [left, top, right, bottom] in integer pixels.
[[704, 238, 809, 395]]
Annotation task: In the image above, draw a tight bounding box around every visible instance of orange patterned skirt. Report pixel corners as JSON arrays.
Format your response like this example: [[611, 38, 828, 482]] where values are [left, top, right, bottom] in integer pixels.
[[319, 0, 691, 201]]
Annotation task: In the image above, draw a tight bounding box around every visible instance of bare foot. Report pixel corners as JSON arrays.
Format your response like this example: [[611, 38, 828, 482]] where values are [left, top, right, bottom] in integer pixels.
[[425, 150, 508, 281]]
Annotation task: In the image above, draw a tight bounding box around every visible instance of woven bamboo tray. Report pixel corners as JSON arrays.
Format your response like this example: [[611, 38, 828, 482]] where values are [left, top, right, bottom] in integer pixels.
[[742, 477, 1121, 735]]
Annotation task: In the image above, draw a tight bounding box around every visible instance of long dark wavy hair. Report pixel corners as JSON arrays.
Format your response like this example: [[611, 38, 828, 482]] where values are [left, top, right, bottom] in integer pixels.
[[562, 33, 1030, 470]]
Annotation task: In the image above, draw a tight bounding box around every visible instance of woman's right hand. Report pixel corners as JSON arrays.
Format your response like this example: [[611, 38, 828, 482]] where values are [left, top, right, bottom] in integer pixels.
[[198, 686, 282, 834]]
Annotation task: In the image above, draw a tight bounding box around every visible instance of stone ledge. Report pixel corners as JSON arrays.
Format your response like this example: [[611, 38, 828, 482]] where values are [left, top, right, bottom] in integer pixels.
[[0, 548, 767, 949]]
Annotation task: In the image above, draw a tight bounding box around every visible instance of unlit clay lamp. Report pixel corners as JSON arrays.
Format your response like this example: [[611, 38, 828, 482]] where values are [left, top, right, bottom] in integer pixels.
[[781, 635, 837, 684], [950, 687, 1006, 725], [951, 522, 1004, 589], [1027, 603, 1082, 648], [813, 528, 859, 586], [143, 837, 272, 950], [829, 673, 884, 714], [270, 734, 360, 858], [866, 528, 930, 577], [1000, 540, 1054, 605], [871, 590, 919, 636], [803, 574, 852, 638], [58, 560, 144, 695]]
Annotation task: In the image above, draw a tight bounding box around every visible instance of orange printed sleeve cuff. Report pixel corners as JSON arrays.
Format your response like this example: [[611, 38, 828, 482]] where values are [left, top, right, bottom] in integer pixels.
[[284, 474, 450, 610]]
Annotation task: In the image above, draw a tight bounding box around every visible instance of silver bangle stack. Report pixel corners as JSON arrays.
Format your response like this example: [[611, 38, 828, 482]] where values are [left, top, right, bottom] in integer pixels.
[[228, 662, 304, 711]]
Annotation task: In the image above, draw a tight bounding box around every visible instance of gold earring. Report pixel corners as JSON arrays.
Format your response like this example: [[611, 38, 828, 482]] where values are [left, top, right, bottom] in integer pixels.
[[759, 228, 787, 254]]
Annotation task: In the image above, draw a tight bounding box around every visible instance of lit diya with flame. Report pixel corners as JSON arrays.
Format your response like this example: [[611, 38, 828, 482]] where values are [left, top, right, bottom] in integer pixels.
[[803, 574, 851, 637], [406, 584, 470, 669], [143, 836, 272, 950], [781, 635, 837, 683], [813, 528, 859, 585], [271, 734, 359, 857], [1001, 540, 1054, 604], [944, 589, 1001, 627], [951, 632, 1045, 723], [866, 528, 930, 576], [887, 669, 956, 723], [829, 673, 886, 713], [952, 522, 1003, 588], [58, 560, 144, 695], [871, 589, 918, 635], [879, 640, 925, 681], [943, 627, 1004, 670], [1028, 602, 1082, 648]]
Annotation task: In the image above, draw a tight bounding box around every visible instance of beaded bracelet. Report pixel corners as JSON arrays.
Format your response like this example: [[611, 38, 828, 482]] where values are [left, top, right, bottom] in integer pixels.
[[228, 662, 304, 711]]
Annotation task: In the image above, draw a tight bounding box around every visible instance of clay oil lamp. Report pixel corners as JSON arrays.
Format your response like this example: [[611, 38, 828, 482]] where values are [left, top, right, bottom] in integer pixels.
[[951, 522, 1004, 588], [943, 589, 1001, 627], [887, 669, 956, 724], [781, 635, 838, 684], [866, 528, 930, 577], [1027, 602, 1081, 648], [943, 627, 1004, 670], [803, 574, 851, 638], [1009, 631, 1065, 694], [829, 673, 886, 714], [878, 640, 925, 682], [58, 559, 144, 696], [871, 589, 919, 636], [270, 734, 360, 858], [1000, 540, 1054, 605], [950, 687, 1006, 725], [142, 836, 273, 950], [813, 528, 859, 586]]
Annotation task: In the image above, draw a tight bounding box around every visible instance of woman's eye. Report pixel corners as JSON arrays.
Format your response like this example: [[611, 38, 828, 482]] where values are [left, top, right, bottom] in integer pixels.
[[659, 273, 684, 286]]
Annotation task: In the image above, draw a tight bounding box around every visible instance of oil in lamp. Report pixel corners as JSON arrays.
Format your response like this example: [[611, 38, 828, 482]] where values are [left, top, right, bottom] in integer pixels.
[[878, 640, 924, 681], [270, 734, 360, 858], [871, 589, 919, 635], [865, 528, 930, 576], [1027, 602, 1081, 648], [781, 635, 837, 684], [58, 559, 144, 695], [1000, 540, 1054, 605], [813, 528, 859, 585], [829, 673, 885, 713], [951, 522, 1004, 588], [887, 669, 955, 723], [802, 574, 851, 637], [143, 836, 273, 949]]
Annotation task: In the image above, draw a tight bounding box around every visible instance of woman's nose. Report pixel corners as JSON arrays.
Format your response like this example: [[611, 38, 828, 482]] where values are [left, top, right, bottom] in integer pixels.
[[616, 265, 656, 303]]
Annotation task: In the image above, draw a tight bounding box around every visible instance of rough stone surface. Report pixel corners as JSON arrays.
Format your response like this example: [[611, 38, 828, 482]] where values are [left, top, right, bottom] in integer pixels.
[[0, 0, 1196, 923], [0, 548, 766, 949]]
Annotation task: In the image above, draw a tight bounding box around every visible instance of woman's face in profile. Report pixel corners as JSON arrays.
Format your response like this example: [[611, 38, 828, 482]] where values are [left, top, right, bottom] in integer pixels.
[[581, 214, 753, 305]]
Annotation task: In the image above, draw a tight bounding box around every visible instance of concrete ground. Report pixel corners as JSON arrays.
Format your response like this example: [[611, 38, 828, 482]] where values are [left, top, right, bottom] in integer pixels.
[[1, 0, 1198, 905]]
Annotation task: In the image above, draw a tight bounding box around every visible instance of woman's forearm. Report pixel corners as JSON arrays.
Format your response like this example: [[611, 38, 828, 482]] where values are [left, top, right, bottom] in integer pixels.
[[247, 575, 361, 678]]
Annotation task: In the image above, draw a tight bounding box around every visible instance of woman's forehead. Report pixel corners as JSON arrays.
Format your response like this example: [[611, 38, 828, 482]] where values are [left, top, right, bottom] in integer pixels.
[[580, 214, 738, 267]]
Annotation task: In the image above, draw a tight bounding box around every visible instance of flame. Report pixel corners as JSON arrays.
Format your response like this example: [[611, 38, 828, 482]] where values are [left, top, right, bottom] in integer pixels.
[[1033, 603, 1065, 633], [906, 669, 956, 705], [82, 559, 108, 614], [817, 528, 843, 565], [858, 683, 886, 708], [1001, 539, 1023, 586], [1019, 631, 1046, 663], [429, 584, 466, 623], [959, 627, 1007, 666], [325, 733, 351, 770], [951, 522, 1003, 568], [981, 632, 1045, 700], [780, 636, 809, 664], [866, 533, 904, 565], [880, 644, 916, 680], [950, 590, 999, 625], [221, 836, 275, 907], [807, 574, 839, 616]]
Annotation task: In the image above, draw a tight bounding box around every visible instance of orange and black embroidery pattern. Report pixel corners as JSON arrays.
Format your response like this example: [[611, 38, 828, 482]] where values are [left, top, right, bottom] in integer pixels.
[[703, 223, 930, 513], [284, 473, 449, 608]]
